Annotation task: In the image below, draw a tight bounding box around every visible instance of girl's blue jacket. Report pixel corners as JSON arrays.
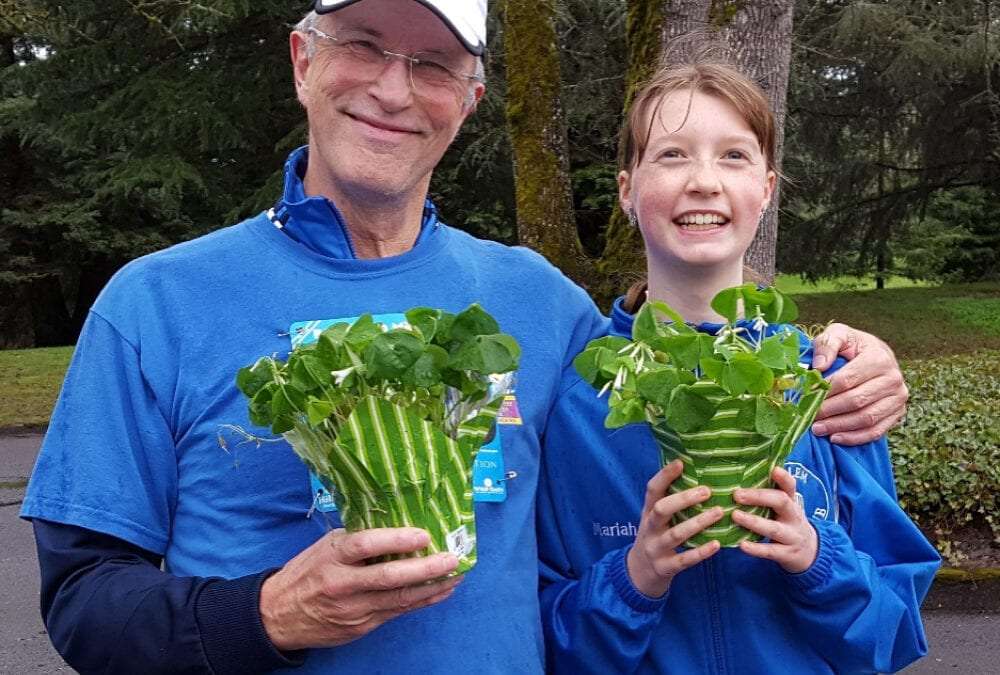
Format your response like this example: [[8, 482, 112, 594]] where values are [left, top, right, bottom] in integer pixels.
[[537, 297, 940, 674]]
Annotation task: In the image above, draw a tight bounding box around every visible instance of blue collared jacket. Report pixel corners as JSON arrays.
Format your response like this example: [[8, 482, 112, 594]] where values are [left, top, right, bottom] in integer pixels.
[[537, 297, 940, 674]]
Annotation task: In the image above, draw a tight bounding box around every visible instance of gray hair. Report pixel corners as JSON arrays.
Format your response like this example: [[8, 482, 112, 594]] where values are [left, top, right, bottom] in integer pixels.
[[294, 10, 485, 109]]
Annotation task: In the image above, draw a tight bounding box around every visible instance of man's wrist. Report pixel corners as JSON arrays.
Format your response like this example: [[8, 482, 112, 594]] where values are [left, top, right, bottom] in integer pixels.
[[196, 570, 306, 674]]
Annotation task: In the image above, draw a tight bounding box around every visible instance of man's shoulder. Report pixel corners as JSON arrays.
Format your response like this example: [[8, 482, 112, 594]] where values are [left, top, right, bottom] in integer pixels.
[[94, 213, 268, 312], [120, 214, 265, 277], [441, 226, 576, 280]]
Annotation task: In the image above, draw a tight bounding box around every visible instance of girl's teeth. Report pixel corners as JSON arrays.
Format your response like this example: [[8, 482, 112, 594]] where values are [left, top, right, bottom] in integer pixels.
[[676, 213, 727, 228]]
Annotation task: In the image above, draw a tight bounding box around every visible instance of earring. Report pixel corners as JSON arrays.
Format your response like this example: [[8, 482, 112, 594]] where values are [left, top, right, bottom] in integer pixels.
[[628, 210, 639, 228]]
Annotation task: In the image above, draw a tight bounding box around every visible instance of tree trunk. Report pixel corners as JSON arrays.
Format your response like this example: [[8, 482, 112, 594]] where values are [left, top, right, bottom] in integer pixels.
[[502, 0, 588, 285], [717, 0, 795, 283], [28, 274, 74, 347], [594, 0, 670, 309], [662, 0, 712, 56]]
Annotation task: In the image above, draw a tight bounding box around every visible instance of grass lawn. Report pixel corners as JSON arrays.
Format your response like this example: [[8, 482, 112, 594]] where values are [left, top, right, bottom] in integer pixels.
[[774, 273, 930, 295], [0, 280, 997, 426], [0, 346, 73, 430], [789, 281, 1000, 361]]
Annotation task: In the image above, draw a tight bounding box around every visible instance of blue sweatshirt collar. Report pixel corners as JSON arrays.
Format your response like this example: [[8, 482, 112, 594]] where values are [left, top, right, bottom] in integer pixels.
[[274, 145, 440, 260], [610, 295, 783, 339]]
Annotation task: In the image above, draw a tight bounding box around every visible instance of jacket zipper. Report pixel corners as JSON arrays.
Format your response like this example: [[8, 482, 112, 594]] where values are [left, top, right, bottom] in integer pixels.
[[705, 557, 729, 673]]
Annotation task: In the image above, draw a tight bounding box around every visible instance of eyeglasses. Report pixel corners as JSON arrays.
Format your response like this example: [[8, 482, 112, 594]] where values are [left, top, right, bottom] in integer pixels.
[[305, 27, 481, 100]]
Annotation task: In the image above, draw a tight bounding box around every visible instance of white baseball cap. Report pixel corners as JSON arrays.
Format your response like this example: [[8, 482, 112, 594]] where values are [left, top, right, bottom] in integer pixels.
[[313, 0, 487, 56]]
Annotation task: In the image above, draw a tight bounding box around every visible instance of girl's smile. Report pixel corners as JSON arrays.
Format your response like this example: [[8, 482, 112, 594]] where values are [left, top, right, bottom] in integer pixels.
[[620, 89, 775, 276]]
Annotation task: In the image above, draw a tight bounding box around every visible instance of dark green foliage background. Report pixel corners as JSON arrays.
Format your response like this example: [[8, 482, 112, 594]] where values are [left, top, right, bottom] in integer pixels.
[[1, 0, 306, 346], [2, 0, 998, 350], [781, 0, 1000, 285]]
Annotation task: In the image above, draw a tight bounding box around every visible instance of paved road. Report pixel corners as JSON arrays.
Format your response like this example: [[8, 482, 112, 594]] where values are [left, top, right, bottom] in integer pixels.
[[2, 431, 998, 673]]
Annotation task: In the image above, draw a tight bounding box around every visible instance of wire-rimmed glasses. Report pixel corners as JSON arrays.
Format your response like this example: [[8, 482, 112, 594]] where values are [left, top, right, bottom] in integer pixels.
[[305, 27, 480, 101]]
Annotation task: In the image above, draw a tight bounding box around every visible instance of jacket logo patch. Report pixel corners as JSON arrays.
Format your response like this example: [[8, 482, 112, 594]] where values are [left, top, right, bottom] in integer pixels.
[[784, 461, 835, 522]]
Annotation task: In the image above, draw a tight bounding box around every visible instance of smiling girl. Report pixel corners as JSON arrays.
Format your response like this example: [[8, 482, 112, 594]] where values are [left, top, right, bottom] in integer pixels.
[[537, 61, 940, 674]]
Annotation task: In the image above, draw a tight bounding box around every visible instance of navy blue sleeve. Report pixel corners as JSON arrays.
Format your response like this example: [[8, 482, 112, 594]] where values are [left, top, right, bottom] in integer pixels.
[[33, 519, 305, 674]]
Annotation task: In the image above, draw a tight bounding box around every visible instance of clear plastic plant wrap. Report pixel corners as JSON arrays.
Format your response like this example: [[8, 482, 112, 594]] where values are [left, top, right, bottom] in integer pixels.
[[574, 285, 830, 547], [236, 304, 520, 572]]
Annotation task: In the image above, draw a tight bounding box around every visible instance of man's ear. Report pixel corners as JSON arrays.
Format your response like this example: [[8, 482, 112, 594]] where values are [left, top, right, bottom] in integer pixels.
[[290, 30, 311, 107], [463, 81, 486, 116]]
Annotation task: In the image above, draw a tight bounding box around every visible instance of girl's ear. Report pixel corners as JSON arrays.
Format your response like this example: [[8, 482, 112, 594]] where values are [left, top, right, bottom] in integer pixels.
[[618, 170, 633, 215], [760, 169, 777, 212]]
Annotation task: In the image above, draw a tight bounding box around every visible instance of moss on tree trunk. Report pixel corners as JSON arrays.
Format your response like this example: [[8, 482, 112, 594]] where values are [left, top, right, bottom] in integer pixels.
[[593, 0, 668, 309], [502, 0, 588, 285]]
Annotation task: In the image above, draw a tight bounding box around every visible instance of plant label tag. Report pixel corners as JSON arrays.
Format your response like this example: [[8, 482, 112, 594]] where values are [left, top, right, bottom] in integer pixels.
[[497, 394, 523, 425], [473, 433, 507, 502], [290, 313, 408, 349], [446, 524, 475, 558], [309, 472, 340, 514]]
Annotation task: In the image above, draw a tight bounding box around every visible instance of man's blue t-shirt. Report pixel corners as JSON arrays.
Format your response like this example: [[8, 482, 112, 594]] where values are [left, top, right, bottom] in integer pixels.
[[23, 147, 608, 673]]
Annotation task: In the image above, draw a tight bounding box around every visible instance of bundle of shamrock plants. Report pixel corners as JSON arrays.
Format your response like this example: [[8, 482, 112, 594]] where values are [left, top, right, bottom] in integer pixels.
[[574, 285, 829, 547], [236, 304, 520, 573]]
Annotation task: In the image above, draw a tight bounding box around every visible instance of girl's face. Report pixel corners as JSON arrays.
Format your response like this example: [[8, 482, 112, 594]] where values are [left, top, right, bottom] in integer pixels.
[[619, 89, 776, 275]]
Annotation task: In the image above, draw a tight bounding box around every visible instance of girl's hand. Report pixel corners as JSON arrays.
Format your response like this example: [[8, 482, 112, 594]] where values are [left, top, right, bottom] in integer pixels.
[[626, 460, 723, 598], [731, 467, 818, 574]]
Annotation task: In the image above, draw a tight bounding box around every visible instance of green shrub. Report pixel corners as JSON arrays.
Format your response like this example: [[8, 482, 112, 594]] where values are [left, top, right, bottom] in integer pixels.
[[891, 351, 1000, 562]]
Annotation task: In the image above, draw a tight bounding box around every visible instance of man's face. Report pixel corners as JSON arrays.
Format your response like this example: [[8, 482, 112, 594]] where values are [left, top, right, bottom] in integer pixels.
[[291, 0, 484, 203]]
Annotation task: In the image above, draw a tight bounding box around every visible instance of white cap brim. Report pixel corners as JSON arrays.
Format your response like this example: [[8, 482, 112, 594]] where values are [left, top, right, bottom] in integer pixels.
[[314, 0, 487, 56]]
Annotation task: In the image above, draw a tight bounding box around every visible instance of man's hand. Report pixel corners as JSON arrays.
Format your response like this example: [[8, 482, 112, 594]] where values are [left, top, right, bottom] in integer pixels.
[[260, 527, 462, 651], [810, 323, 908, 445]]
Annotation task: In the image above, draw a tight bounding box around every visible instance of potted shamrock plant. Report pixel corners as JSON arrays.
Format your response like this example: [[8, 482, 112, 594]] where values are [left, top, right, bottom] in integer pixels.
[[574, 285, 829, 547], [236, 304, 520, 573]]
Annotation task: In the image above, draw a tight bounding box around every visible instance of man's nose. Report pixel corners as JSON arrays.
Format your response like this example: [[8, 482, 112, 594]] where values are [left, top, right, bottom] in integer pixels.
[[367, 55, 414, 111]]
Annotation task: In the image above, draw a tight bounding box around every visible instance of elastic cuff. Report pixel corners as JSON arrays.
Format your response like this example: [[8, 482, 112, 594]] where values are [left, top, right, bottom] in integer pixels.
[[196, 569, 307, 674], [785, 520, 840, 594], [609, 546, 669, 613]]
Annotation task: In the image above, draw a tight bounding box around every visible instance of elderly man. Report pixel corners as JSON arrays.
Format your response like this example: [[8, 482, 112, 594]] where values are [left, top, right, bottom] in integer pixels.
[[22, 1, 907, 673]]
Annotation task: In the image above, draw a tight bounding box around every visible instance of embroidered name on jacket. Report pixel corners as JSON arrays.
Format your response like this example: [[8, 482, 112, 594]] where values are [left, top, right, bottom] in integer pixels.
[[593, 521, 639, 538]]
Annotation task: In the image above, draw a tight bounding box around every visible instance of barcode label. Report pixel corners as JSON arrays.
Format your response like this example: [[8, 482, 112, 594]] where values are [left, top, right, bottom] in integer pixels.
[[446, 525, 474, 557]]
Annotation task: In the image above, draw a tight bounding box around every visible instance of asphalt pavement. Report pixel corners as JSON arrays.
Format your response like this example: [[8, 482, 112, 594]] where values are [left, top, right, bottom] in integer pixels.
[[1, 431, 997, 674], [1, 431, 69, 672]]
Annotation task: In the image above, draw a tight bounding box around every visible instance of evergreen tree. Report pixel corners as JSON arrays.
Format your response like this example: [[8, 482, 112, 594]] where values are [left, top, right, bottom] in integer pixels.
[[1, 0, 304, 345], [781, 0, 1000, 284]]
